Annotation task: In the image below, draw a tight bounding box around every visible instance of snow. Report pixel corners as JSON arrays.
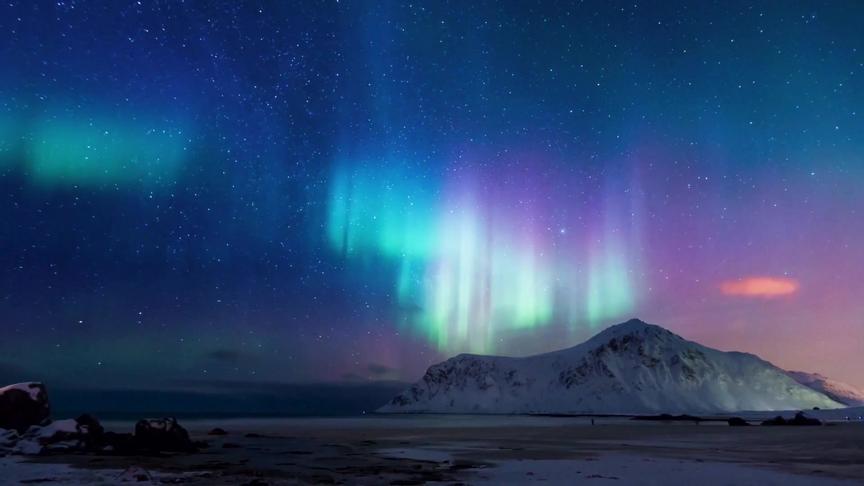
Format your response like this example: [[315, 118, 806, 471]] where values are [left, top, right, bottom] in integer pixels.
[[0, 458, 119, 485], [33, 418, 79, 436], [377, 447, 454, 462], [12, 438, 44, 455], [0, 382, 43, 401], [116, 466, 152, 482], [471, 454, 856, 485], [786, 371, 864, 406], [0, 456, 208, 485], [0, 428, 18, 447], [1, 418, 88, 455], [380, 319, 844, 415]]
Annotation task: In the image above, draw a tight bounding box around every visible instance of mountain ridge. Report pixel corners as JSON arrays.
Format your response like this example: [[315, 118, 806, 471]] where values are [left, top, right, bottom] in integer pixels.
[[786, 371, 864, 406], [379, 318, 844, 414]]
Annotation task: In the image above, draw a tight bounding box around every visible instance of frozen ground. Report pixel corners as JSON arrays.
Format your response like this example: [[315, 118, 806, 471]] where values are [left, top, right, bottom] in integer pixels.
[[0, 459, 116, 485], [3, 415, 862, 484], [472, 454, 855, 485], [0, 457, 213, 484]]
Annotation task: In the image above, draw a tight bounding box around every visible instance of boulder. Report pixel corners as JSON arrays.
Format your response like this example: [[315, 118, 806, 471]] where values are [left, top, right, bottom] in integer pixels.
[[761, 415, 787, 426], [789, 411, 822, 425], [134, 417, 196, 452], [761, 412, 821, 426], [727, 417, 750, 426], [0, 383, 50, 433], [208, 427, 228, 436], [101, 431, 137, 454], [74, 414, 105, 448]]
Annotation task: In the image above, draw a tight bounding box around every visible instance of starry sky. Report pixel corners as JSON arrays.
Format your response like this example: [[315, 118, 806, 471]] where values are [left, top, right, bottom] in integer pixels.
[[1, 1, 863, 392]]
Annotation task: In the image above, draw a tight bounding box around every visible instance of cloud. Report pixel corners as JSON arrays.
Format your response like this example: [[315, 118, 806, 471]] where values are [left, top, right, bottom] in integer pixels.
[[720, 277, 800, 298], [340, 372, 366, 382], [341, 363, 398, 382], [204, 349, 243, 363], [50, 380, 409, 417], [367, 363, 394, 377]]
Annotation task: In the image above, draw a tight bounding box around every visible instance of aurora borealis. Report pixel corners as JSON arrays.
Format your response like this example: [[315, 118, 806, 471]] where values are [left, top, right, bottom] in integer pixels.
[[1, 1, 863, 391], [327, 158, 639, 353], [5, 111, 190, 187]]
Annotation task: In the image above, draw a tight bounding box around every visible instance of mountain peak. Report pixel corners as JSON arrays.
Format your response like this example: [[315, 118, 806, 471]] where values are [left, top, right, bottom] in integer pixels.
[[617, 318, 652, 330], [589, 318, 677, 342], [609, 318, 658, 330]]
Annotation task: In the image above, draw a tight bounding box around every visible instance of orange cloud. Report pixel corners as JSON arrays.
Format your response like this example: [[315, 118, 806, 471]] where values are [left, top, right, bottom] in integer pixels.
[[720, 276, 800, 298]]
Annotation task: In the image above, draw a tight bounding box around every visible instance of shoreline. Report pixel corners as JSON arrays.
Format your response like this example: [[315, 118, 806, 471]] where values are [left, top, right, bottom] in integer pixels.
[[3, 416, 861, 484]]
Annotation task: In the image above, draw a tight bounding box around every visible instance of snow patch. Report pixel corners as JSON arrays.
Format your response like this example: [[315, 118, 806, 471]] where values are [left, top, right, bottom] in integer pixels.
[[786, 371, 864, 406], [471, 454, 855, 485], [0, 382, 43, 401]]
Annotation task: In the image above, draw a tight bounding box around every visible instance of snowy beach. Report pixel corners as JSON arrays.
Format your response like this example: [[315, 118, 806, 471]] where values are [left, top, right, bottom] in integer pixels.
[[4, 415, 862, 484]]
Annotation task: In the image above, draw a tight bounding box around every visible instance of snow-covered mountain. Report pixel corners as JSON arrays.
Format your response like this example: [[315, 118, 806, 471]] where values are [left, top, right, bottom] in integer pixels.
[[379, 319, 844, 414], [786, 371, 864, 406]]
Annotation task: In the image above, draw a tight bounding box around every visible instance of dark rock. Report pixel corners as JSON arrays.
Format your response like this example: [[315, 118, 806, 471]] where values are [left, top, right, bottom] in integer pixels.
[[74, 414, 105, 449], [727, 417, 750, 426], [244, 432, 279, 439], [102, 431, 137, 453], [761, 415, 787, 426], [0, 383, 50, 433], [789, 411, 822, 425], [2, 411, 202, 457], [761, 412, 821, 426], [75, 414, 104, 435], [208, 427, 228, 436], [133, 418, 196, 452]]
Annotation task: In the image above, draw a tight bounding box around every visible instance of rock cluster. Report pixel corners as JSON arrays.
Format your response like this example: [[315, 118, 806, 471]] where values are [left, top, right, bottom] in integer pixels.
[[761, 411, 822, 426], [0, 382, 199, 456]]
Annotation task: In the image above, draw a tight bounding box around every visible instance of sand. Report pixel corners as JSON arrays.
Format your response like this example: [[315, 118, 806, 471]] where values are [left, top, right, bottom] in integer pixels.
[[4, 415, 863, 484]]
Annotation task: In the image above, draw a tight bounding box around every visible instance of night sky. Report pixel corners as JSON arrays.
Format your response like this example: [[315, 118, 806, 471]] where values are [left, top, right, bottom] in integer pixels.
[[1, 1, 862, 392]]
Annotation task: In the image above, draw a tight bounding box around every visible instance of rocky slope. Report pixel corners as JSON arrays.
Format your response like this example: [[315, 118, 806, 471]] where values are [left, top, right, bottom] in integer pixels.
[[786, 371, 864, 406]]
